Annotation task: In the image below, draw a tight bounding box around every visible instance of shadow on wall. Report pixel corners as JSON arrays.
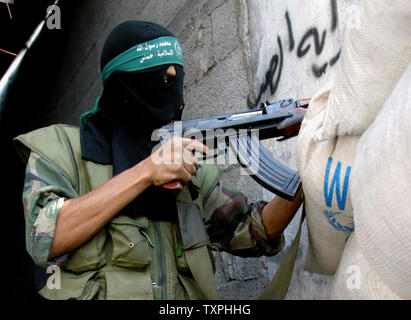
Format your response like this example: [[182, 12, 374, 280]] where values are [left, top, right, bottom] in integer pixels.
[[0, 1, 78, 301]]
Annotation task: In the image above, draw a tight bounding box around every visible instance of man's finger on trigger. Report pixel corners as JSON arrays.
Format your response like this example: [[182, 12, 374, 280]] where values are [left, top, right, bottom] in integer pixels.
[[183, 148, 198, 164], [184, 152, 199, 170], [182, 138, 210, 155]]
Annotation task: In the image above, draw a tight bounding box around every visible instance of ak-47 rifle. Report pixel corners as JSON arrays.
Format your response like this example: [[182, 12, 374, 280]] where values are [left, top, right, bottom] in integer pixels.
[[153, 98, 310, 201]]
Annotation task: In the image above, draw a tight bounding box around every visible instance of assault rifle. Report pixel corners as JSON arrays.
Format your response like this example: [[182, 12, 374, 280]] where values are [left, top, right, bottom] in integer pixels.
[[153, 98, 310, 201]]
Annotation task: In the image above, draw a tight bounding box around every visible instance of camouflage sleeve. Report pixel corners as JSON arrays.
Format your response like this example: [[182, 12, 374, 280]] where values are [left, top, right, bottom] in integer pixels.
[[22, 152, 78, 267], [203, 182, 284, 257]]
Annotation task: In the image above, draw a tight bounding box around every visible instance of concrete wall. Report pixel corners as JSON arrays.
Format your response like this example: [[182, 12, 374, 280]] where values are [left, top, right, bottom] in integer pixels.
[[41, 0, 360, 299]]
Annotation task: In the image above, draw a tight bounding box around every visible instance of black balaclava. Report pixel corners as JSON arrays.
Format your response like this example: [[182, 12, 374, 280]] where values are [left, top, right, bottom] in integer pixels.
[[80, 21, 185, 220]]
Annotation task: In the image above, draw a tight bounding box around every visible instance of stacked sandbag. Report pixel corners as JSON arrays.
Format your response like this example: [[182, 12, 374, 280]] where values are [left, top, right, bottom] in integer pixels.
[[345, 62, 411, 299], [296, 0, 411, 277], [317, 0, 411, 140], [329, 233, 400, 300], [296, 83, 358, 275]]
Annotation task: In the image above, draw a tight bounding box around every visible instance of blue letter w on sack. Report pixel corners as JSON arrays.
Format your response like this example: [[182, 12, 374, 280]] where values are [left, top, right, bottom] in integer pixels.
[[323, 157, 351, 210]]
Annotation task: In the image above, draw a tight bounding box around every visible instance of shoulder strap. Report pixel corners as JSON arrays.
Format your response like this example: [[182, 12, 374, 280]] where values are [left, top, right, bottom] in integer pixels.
[[258, 204, 306, 300], [176, 167, 221, 300], [184, 246, 219, 300], [176, 199, 219, 299]]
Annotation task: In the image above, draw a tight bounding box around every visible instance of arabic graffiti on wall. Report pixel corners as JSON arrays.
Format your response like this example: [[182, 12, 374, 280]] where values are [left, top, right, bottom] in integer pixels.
[[250, 0, 341, 108]]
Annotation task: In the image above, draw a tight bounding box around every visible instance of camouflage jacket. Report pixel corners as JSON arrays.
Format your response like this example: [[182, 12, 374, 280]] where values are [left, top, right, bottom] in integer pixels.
[[24, 151, 284, 268], [21, 128, 285, 300]]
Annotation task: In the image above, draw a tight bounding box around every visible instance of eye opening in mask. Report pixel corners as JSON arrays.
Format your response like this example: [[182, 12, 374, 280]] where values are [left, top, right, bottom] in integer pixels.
[[163, 64, 178, 87], [163, 73, 177, 87]]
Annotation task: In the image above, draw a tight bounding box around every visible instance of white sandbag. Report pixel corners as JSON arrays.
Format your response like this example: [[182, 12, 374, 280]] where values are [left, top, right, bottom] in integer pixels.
[[329, 232, 401, 300], [296, 84, 359, 275], [317, 0, 411, 140], [350, 62, 411, 299]]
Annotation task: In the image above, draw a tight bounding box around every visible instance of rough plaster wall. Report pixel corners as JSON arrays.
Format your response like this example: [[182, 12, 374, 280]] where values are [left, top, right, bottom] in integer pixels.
[[42, 0, 360, 299], [246, 0, 359, 300]]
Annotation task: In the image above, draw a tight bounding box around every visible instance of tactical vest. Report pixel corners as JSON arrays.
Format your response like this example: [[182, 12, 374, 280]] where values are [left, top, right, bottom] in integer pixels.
[[15, 124, 220, 300]]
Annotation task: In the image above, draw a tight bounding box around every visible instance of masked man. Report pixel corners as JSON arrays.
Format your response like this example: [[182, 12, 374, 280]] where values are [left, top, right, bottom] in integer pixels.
[[15, 21, 302, 300]]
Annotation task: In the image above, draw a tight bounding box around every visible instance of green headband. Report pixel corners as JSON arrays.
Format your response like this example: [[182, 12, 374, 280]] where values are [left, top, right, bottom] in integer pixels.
[[81, 36, 184, 124], [102, 35, 184, 82]]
